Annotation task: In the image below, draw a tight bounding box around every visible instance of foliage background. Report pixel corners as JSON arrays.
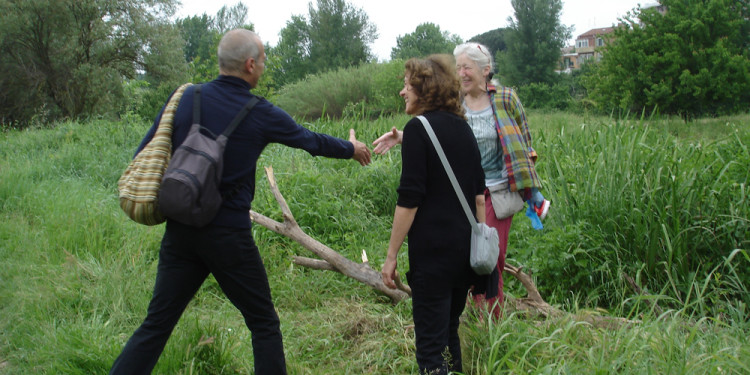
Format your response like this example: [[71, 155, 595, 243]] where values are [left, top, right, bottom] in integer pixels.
[[0, 0, 188, 124], [389, 23, 462, 60], [585, 0, 750, 119], [272, 0, 378, 88], [2, 0, 748, 127], [497, 0, 572, 87]]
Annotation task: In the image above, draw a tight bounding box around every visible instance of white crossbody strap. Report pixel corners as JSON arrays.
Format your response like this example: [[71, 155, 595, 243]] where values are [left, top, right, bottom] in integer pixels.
[[416, 115, 480, 234]]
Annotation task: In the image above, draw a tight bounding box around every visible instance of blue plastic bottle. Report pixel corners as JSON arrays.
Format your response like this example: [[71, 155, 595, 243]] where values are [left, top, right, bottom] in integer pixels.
[[526, 204, 543, 230]]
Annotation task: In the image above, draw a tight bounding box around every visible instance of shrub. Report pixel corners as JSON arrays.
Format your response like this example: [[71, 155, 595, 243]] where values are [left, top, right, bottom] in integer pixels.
[[274, 60, 404, 120], [515, 81, 572, 111]]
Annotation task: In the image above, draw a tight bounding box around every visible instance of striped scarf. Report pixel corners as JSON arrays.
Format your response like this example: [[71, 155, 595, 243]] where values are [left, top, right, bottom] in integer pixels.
[[488, 85, 541, 199]]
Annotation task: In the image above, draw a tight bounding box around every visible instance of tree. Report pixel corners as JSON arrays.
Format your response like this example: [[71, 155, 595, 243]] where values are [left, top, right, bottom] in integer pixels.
[[587, 0, 750, 118], [273, 15, 314, 86], [174, 3, 277, 97], [177, 14, 216, 63], [497, 0, 572, 86], [468, 28, 509, 58], [0, 0, 188, 125], [307, 0, 377, 69], [215, 2, 250, 33], [390, 23, 462, 60], [273, 0, 377, 87]]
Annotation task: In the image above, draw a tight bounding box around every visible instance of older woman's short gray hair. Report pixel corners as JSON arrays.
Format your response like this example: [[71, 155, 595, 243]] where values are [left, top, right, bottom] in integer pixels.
[[218, 29, 261, 75], [453, 42, 494, 77]]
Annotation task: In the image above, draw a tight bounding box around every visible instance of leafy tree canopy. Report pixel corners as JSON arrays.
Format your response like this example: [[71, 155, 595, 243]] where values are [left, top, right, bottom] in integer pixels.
[[173, 3, 280, 97], [497, 0, 572, 86], [0, 0, 188, 125], [177, 14, 216, 63], [390, 23, 462, 60], [215, 2, 250, 33], [272, 0, 377, 87], [468, 28, 509, 57], [587, 0, 750, 119]]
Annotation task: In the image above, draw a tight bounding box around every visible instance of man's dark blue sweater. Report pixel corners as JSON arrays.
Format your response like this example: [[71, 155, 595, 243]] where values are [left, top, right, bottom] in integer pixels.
[[136, 75, 354, 228]]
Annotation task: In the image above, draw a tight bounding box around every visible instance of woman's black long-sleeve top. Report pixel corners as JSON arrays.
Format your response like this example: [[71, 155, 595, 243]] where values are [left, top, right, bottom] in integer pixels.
[[397, 111, 486, 288]]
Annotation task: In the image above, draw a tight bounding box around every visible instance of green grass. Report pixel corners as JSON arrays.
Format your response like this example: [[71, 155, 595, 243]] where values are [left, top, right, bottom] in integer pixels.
[[1, 112, 748, 374], [461, 310, 750, 374]]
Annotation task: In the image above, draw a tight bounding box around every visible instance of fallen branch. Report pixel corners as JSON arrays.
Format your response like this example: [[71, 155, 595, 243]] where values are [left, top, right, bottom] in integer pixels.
[[503, 263, 560, 318], [623, 272, 664, 316], [250, 166, 639, 328], [249, 166, 410, 303], [292, 255, 412, 296]]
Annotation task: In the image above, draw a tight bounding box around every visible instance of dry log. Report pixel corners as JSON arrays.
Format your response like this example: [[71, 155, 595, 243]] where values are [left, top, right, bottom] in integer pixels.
[[292, 255, 412, 296], [249, 166, 410, 303], [249, 166, 557, 309], [503, 263, 560, 318], [292, 256, 336, 271], [503, 265, 639, 327]]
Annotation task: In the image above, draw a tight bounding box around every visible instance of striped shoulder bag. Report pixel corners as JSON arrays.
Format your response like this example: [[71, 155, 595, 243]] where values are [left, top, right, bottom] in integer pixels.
[[117, 83, 192, 225]]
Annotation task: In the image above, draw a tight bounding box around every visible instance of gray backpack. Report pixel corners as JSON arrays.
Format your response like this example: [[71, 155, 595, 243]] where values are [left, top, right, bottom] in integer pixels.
[[158, 85, 259, 227]]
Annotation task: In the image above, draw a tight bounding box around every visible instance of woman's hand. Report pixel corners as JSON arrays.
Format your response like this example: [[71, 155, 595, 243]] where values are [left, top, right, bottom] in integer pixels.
[[383, 207, 416, 289], [372, 127, 403, 155], [381, 256, 398, 289]]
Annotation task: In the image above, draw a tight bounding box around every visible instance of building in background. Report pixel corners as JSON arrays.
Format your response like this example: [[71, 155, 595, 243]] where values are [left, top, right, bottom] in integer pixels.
[[557, 27, 615, 73], [557, 1, 664, 73]]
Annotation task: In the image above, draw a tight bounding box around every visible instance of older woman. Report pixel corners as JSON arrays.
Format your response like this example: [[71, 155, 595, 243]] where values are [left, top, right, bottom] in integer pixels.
[[381, 54, 487, 375], [375, 43, 549, 318]]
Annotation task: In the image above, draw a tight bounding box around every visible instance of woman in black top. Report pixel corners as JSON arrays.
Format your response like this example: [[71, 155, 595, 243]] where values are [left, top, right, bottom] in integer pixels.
[[381, 54, 486, 375]]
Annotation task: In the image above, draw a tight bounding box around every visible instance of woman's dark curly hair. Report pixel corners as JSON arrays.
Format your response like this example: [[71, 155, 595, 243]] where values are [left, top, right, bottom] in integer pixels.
[[404, 54, 465, 118]]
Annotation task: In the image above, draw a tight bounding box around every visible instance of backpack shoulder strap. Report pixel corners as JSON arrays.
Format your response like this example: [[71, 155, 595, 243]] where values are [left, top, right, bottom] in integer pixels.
[[217, 95, 261, 200], [193, 84, 202, 125], [221, 96, 260, 137]]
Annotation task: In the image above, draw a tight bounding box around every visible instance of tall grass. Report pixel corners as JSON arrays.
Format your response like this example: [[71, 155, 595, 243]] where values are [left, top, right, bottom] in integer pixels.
[[1, 112, 748, 374], [519, 112, 749, 311], [461, 309, 750, 374]]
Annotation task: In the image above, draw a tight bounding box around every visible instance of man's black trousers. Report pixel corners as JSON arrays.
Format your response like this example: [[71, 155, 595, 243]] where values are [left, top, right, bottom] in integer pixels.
[[110, 221, 287, 374]]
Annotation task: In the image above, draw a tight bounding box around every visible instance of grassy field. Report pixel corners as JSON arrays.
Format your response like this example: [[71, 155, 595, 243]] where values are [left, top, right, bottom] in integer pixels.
[[0, 111, 748, 374]]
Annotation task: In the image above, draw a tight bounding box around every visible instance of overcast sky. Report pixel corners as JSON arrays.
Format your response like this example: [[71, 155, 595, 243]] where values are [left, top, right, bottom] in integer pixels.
[[177, 0, 654, 61]]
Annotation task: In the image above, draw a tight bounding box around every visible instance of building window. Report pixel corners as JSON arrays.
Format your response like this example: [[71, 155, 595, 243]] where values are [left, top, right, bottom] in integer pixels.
[[596, 38, 604, 46], [576, 39, 589, 48]]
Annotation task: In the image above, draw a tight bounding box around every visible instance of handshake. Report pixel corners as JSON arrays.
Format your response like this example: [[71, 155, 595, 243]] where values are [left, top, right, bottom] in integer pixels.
[[349, 126, 404, 166]]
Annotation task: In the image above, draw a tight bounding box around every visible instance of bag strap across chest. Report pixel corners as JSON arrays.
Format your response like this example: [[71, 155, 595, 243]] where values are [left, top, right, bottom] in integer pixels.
[[416, 115, 480, 234], [192, 84, 260, 139]]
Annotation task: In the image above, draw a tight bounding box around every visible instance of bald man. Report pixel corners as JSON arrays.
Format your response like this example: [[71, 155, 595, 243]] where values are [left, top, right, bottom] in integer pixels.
[[110, 29, 371, 374]]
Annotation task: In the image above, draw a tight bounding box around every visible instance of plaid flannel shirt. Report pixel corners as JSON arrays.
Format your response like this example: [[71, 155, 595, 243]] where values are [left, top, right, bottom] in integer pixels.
[[488, 85, 541, 199]]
